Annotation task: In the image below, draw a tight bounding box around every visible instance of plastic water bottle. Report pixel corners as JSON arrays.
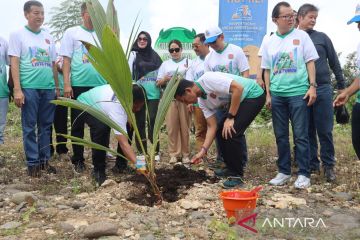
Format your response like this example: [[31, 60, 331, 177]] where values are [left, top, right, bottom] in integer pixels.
[[136, 158, 146, 172]]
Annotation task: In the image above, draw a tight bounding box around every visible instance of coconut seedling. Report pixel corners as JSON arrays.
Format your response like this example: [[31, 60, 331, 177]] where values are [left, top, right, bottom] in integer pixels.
[[53, 0, 181, 203]]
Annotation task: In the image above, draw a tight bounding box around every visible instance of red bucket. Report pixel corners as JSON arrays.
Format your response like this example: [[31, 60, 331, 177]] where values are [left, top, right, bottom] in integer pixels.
[[220, 190, 259, 219]]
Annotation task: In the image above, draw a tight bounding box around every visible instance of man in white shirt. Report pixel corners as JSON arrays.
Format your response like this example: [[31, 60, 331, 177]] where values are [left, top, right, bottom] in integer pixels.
[[60, 2, 107, 173], [9, 0, 59, 177], [203, 26, 250, 171]]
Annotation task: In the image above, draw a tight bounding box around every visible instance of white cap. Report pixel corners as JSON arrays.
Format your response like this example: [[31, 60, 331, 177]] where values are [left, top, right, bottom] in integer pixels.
[[204, 26, 223, 43]]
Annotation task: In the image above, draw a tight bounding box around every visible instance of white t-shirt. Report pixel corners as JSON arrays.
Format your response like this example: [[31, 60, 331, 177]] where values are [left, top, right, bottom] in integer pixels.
[[8, 27, 56, 89], [157, 57, 191, 81], [186, 56, 205, 81], [261, 28, 319, 97], [60, 25, 106, 87], [258, 34, 271, 57], [204, 43, 249, 75], [77, 84, 128, 135], [196, 72, 264, 119], [0, 37, 9, 98]]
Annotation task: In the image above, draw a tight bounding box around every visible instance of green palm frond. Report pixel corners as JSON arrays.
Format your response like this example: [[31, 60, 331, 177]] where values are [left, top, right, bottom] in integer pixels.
[[86, 0, 106, 47], [126, 12, 141, 60], [106, 0, 119, 38]]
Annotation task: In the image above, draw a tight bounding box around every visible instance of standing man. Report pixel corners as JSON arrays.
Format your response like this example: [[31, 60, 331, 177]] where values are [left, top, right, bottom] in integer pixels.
[[0, 36, 9, 146], [9, 0, 59, 177], [261, 1, 319, 189], [203, 26, 250, 172], [60, 2, 107, 172], [186, 33, 210, 154], [298, 3, 345, 182]]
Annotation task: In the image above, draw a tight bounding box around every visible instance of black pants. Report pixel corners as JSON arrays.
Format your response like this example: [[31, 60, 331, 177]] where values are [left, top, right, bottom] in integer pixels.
[[217, 94, 265, 176], [115, 123, 133, 168], [83, 112, 111, 172], [71, 86, 94, 163], [50, 104, 69, 155], [352, 103, 360, 160], [135, 99, 160, 153]]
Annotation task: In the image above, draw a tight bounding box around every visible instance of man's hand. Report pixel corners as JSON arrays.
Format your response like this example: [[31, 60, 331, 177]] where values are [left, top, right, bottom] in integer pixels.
[[55, 88, 61, 98], [14, 88, 25, 108], [191, 148, 206, 164], [187, 104, 194, 113], [333, 92, 349, 107], [63, 84, 73, 98], [256, 77, 265, 89], [265, 93, 272, 110], [222, 118, 236, 139], [304, 87, 317, 106]]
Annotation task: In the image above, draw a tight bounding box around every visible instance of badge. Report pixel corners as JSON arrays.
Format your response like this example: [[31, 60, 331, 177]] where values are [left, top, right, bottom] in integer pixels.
[[293, 39, 300, 45], [228, 54, 234, 59], [210, 93, 217, 99]]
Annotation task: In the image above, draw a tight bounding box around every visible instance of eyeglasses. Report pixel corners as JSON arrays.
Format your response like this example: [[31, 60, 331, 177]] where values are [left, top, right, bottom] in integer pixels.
[[169, 48, 180, 53], [277, 14, 295, 20], [138, 37, 148, 42]]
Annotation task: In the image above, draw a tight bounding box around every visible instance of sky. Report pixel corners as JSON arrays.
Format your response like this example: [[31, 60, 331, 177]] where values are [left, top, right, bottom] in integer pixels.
[[0, 0, 359, 64]]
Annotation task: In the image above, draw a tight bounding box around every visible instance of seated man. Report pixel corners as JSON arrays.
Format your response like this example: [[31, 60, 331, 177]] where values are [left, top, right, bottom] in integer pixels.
[[77, 84, 145, 185], [175, 72, 265, 188]]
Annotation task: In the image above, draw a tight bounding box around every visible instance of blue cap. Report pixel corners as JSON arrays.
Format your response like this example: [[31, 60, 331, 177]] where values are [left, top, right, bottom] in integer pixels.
[[204, 26, 223, 44], [347, 4, 360, 24]]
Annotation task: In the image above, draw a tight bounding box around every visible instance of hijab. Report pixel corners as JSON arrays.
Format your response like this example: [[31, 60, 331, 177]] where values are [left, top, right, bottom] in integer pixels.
[[131, 31, 162, 80]]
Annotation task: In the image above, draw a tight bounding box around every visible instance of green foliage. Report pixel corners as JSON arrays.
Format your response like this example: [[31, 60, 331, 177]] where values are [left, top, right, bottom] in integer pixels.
[[208, 218, 238, 240], [21, 205, 36, 223], [46, 0, 84, 42]]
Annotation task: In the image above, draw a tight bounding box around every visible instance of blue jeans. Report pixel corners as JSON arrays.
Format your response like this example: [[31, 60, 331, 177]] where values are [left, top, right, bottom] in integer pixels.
[[272, 95, 310, 177], [309, 85, 335, 169], [0, 97, 9, 144], [22, 89, 55, 166]]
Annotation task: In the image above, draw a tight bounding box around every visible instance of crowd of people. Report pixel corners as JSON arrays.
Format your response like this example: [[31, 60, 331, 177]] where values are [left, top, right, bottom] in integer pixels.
[[0, 1, 359, 188]]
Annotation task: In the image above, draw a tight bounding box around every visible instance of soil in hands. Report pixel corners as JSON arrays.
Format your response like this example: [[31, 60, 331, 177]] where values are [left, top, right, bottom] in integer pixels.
[[125, 164, 218, 206]]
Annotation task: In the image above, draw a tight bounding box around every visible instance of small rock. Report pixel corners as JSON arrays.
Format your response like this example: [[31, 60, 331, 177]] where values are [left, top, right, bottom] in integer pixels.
[[58, 222, 75, 233], [180, 200, 203, 210], [15, 202, 27, 212], [71, 201, 86, 209], [57, 204, 71, 210], [0, 221, 22, 229], [64, 219, 88, 229], [45, 229, 56, 235], [11, 192, 37, 205], [141, 234, 155, 240], [101, 179, 117, 188], [189, 211, 208, 220], [333, 192, 353, 201], [83, 221, 118, 238], [28, 222, 44, 228], [109, 212, 117, 219], [124, 229, 134, 237]]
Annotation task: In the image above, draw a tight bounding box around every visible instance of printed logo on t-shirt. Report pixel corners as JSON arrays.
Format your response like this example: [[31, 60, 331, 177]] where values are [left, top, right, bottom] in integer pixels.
[[272, 48, 297, 75], [81, 45, 90, 64], [45, 39, 50, 44], [293, 39, 300, 45], [29, 46, 51, 67], [211, 62, 240, 76], [210, 92, 217, 99], [228, 54, 234, 59]]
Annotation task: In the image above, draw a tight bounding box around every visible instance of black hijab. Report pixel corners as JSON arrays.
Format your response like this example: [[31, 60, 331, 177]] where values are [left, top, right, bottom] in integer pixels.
[[131, 31, 162, 80]]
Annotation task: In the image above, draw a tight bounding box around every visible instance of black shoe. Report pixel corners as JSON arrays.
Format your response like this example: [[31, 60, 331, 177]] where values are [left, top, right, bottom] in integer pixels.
[[92, 170, 106, 186], [324, 167, 336, 182], [27, 165, 41, 178], [310, 168, 320, 175], [214, 168, 238, 178], [73, 162, 86, 173], [41, 163, 57, 174]]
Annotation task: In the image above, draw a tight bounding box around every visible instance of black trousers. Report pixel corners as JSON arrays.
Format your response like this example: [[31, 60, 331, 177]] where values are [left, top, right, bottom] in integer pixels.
[[352, 103, 360, 160], [71, 86, 94, 163], [83, 112, 111, 172], [50, 104, 69, 155], [217, 94, 265, 176], [135, 99, 160, 154]]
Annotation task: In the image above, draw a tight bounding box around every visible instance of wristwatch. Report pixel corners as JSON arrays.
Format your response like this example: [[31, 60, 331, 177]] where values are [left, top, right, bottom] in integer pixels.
[[227, 112, 235, 119], [309, 82, 318, 88]]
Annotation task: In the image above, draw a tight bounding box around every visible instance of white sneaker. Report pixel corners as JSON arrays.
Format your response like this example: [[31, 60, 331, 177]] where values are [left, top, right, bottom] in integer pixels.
[[182, 157, 190, 164], [169, 156, 178, 164], [154, 155, 160, 162], [294, 175, 311, 189], [136, 155, 146, 160], [269, 173, 291, 186]]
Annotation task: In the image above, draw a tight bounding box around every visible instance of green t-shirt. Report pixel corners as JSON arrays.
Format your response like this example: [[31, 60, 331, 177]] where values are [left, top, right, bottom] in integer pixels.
[[137, 70, 160, 100], [0, 37, 9, 98], [357, 90, 360, 103], [8, 27, 56, 89], [60, 26, 106, 87]]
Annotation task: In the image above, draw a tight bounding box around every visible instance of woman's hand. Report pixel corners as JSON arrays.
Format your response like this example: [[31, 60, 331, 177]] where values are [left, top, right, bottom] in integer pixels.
[[191, 148, 206, 164], [222, 118, 236, 139]]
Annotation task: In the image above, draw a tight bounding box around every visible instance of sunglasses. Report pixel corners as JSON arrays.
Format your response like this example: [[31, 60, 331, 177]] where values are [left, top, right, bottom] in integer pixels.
[[169, 48, 180, 53], [138, 37, 148, 42]]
